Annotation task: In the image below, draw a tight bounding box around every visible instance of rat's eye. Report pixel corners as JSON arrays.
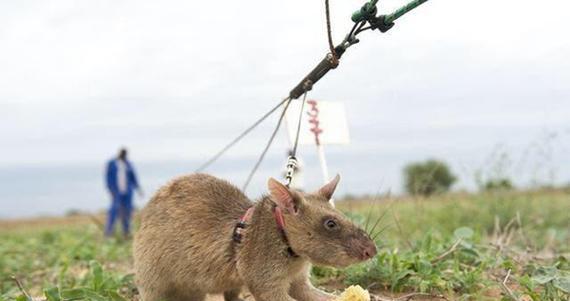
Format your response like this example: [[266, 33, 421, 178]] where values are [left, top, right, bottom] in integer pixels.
[[324, 219, 339, 231]]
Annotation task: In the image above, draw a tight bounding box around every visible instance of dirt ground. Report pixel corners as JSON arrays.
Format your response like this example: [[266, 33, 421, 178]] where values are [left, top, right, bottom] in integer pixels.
[[203, 293, 444, 301], [206, 295, 240, 301], [0, 214, 105, 231]]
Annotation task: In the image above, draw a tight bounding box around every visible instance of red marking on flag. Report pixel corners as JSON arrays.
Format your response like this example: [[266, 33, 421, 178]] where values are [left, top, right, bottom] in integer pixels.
[[307, 100, 323, 145]]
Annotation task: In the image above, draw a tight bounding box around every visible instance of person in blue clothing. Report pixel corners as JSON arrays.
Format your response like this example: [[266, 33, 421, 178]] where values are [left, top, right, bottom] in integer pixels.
[[105, 148, 143, 238]]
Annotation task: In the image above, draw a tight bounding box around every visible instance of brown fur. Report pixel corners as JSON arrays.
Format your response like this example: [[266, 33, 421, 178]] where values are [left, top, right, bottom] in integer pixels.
[[134, 173, 376, 301]]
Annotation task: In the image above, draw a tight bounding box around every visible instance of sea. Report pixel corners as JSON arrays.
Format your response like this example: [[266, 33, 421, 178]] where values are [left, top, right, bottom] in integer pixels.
[[0, 139, 567, 219]]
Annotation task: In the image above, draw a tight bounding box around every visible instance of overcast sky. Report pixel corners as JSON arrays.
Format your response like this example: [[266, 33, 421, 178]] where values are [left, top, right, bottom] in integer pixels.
[[1, 0, 569, 194]]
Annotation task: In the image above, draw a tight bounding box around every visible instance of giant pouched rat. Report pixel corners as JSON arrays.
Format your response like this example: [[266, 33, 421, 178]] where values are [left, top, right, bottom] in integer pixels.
[[133, 173, 376, 301]]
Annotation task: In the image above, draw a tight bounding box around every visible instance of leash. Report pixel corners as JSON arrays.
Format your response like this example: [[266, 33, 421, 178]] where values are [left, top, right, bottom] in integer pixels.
[[290, 0, 429, 99], [195, 97, 290, 173], [325, 0, 339, 67], [284, 91, 308, 188], [242, 97, 293, 191], [195, 0, 430, 189]]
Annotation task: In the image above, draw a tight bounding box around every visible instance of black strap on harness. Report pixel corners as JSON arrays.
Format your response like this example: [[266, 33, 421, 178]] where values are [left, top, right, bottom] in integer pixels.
[[232, 221, 247, 243]]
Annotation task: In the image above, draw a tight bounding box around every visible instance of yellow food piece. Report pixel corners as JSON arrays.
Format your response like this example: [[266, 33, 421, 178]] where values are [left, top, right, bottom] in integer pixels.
[[336, 285, 370, 301]]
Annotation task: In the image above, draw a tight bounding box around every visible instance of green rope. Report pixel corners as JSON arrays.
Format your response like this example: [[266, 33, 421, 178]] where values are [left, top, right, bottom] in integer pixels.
[[353, 0, 429, 24], [385, 0, 429, 24]]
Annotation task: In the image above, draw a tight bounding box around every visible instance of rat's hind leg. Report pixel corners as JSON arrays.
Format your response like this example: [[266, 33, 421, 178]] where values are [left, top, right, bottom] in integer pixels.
[[137, 288, 160, 301], [223, 288, 244, 301], [169, 290, 205, 301]]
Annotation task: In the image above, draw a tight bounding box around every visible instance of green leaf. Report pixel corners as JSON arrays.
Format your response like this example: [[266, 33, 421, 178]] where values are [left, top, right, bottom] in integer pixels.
[[518, 274, 535, 291], [60, 288, 86, 300], [44, 287, 61, 301], [454, 227, 474, 240], [106, 291, 127, 301], [57, 260, 69, 287], [501, 259, 516, 271], [532, 266, 558, 285], [419, 280, 430, 292], [83, 289, 107, 301], [89, 261, 104, 291], [416, 259, 432, 275], [553, 276, 570, 293], [460, 247, 480, 259], [391, 269, 412, 290]]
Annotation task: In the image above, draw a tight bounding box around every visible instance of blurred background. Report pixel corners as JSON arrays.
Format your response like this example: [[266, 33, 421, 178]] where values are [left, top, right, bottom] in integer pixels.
[[1, 0, 569, 218]]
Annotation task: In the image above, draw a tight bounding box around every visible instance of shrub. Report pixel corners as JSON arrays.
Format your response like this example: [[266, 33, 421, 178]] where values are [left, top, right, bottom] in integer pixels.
[[483, 178, 514, 191], [403, 159, 457, 196]]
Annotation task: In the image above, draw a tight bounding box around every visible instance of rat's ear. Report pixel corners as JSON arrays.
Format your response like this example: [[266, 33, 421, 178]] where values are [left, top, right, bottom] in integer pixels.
[[268, 178, 299, 215], [318, 174, 341, 200]]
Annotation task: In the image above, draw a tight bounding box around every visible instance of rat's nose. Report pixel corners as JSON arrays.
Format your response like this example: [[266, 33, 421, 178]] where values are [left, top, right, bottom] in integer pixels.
[[348, 236, 378, 261], [352, 238, 377, 260], [362, 241, 377, 259]]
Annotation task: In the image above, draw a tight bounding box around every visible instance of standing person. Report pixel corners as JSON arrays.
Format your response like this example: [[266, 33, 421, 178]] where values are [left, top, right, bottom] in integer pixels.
[[105, 148, 143, 238]]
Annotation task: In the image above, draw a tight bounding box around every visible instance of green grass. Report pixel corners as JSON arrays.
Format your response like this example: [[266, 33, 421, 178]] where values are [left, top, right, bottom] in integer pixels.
[[0, 228, 135, 301], [334, 190, 570, 300], [1, 189, 569, 300]]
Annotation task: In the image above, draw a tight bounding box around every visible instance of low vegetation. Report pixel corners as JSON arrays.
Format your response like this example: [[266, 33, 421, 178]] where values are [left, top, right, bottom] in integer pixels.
[[1, 189, 568, 300]]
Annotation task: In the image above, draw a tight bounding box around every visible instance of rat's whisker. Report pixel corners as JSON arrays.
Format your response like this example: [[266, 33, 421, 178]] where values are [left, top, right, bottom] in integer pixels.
[[365, 200, 382, 234], [372, 223, 393, 241], [367, 215, 382, 237], [368, 207, 389, 237], [364, 205, 374, 234], [365, 182, 386, 233]]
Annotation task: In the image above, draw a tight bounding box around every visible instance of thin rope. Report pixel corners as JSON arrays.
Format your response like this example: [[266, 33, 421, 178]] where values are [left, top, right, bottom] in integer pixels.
[[325, 0, 338, 65], [285, 92, 308, 187], [292, 92, 308, 156], [195, 97, 290, 173], [242, 98, 293, 191], [197, 0, 430, 178]]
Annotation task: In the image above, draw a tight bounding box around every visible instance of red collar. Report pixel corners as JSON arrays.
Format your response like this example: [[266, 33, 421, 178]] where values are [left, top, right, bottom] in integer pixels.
[[232, 205, 298, 258], [271, 205, 298, 257]]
